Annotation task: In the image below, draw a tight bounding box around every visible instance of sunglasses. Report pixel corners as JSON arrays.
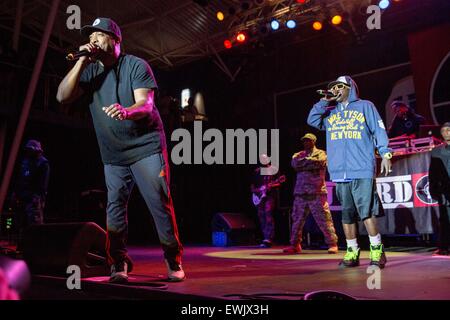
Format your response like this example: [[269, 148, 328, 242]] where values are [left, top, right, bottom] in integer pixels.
[[330, 83, 350, 91]]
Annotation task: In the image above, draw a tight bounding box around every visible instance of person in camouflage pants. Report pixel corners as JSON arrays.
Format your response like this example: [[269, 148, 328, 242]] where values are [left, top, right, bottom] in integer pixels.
[[283, 133, 338, 254]]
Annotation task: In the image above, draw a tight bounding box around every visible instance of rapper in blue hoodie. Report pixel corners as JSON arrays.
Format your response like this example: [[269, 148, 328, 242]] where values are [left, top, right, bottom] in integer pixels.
[[307, 76, 392, 269]]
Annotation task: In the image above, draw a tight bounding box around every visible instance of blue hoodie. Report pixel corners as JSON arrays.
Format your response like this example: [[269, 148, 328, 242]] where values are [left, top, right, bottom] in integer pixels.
[[307, 76, 391, 181]]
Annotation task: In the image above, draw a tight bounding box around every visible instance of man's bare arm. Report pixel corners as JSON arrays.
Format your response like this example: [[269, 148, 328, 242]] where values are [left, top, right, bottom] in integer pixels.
[[103, 88, 155, 121], [56, 60, 86, 103], [56, 43, 98, 103]]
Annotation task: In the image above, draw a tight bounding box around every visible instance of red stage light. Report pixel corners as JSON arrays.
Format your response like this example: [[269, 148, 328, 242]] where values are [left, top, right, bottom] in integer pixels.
[[224, 40, 232, 49], [296, 0, 307, 3], [236, 32, 246, 43]]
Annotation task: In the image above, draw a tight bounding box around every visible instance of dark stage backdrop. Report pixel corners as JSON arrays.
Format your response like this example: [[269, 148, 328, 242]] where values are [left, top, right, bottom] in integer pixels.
[[408, 23, 450, 126]]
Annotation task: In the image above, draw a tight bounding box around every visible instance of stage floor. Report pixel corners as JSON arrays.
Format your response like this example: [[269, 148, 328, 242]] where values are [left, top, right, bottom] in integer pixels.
[[25, 245, 450, 300]]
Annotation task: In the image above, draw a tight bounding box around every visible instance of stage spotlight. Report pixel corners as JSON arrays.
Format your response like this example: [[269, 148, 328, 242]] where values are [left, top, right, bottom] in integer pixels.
[[296, 0, 307, 3], [270, 20, 280, 30], [236, 32, 246, 43], [286, 20, 296, 29], [224, 39, 232, 49], [216, 11, 224, 21], [378, 0, 390, 9], [312, 21, 323, 31], [331, 15, 343, 25]]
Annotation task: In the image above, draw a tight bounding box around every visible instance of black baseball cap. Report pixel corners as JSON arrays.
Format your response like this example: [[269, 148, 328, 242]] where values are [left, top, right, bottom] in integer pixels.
[[81, 17, 122, 41]]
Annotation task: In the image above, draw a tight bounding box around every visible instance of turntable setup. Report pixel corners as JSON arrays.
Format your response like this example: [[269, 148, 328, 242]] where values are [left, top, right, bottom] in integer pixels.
[[388, 135, 443, 156]]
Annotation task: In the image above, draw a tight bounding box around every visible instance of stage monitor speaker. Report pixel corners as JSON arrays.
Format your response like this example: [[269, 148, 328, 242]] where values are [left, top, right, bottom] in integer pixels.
[[22, 222, 109, 277], [304, 290, 356, 300], [211, 213, 256, 246]]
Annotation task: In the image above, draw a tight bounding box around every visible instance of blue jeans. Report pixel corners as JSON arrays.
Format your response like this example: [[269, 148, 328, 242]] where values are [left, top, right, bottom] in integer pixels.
[[104, 152, 182, 269]]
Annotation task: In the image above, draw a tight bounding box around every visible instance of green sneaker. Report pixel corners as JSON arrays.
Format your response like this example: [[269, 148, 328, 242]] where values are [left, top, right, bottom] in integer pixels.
[[369, 244, 387, 269], [339, 247, 360, 267]]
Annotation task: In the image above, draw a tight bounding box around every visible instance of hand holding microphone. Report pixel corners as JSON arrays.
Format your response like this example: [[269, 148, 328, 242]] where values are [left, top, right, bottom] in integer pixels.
[[66, 43, 100, 62], [317, 89, 337, 102]]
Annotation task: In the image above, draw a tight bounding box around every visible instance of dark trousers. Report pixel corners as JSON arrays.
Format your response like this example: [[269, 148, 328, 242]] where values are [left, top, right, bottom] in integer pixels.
[[104, 152, 183, 269], [438, 205, 450, 250], [257, 196, 275, 242], [17, 195, 44, 227], [15, 195, 44, 249]]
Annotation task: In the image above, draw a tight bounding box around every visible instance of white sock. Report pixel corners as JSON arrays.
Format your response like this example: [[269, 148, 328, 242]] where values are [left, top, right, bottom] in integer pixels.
[[346, 238, 358, 250], [369, 233, 382, 246]]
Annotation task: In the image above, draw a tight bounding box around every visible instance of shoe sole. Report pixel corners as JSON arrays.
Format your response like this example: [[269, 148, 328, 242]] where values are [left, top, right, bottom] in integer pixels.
[[282, 250, 301, 254], [339, 261, 360, 268], [109, 275, 129, 284], [370, 253, 387, 269], [369, 262, 386, 269], [167, 276, 186, 282]]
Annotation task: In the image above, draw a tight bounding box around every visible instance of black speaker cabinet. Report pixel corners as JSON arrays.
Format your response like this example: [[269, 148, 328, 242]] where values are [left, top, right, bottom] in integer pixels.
[[211, 213, 256, 246], [22, 222, 109, 277]]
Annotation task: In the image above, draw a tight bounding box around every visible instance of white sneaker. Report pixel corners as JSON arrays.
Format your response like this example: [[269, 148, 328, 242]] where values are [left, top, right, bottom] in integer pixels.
[[109, 261, 128, 283], [165, 259, 186, 282]]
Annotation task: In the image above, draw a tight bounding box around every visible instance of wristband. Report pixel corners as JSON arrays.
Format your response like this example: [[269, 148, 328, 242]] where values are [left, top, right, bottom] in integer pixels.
[[383, 152, 392, 160]]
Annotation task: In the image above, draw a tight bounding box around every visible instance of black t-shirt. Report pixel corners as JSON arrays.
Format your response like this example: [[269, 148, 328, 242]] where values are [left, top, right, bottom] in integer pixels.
[[80, 54, 166, 165], [388, 112, 425, 138]]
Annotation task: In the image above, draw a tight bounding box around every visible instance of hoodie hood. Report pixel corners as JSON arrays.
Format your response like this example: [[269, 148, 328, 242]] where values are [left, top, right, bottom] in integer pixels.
[[328, 75, 359, 103]]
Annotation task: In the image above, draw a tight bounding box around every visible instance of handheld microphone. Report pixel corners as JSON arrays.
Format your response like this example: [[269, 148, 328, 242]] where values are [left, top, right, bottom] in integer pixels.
[[317, 89, 334, 96], [66, 46, 99, 61], [66, 50, 90, 61]]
